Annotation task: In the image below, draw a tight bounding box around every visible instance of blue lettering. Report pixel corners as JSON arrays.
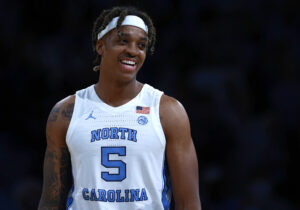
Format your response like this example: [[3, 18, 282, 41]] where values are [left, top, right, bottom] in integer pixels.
[[107, 190, 115, 202], [116, 190, 124, 202], [82, 188, 89, 200], [140, 188, 148, 201], [125, 189, 130, 202], [128, 129, 137, 142], [98, 189, 107, 202], [82, 188, 147, 202], [90, 127, 138, 142], [91, 129, 101, 142], [110, 127, 119, 139], [130, 189, 140, 201], [119, 128, 128, 139], [90, 189, 98, 201], [101, 128, 109, 139]]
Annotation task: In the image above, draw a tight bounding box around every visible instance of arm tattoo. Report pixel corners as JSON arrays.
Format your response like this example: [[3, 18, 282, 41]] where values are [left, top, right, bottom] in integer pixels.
[[42, 149, 59, 203], [59, 147, 72, 207], [48, 106, 60, 122], [39, 139, 72, 209], [61, 103, 74, 121]]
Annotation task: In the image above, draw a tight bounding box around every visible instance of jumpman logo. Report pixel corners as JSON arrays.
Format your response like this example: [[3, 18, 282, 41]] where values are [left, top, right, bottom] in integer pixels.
[[85, 110, 96, 120]]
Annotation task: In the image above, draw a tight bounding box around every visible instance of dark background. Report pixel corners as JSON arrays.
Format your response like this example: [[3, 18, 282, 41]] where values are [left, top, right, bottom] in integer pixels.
[[1, 0, 299, 209]]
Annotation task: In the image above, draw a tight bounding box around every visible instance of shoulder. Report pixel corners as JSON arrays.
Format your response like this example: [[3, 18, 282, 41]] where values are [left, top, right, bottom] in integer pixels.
[[46, 95, 75, 145], [159, 94, 190, 138], [48, 95, 75, 124], [159, 94, 184, 115]]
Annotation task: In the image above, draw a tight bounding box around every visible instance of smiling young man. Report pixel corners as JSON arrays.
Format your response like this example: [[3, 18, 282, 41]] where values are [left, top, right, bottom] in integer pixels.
[[38, 6, 201, 210]]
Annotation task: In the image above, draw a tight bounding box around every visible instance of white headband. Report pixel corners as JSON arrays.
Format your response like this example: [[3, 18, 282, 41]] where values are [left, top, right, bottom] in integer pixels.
[[97, 15, 148, 40]]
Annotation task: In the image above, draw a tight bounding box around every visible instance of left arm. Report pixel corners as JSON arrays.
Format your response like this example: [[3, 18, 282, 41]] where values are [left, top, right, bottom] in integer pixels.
[[160, 95, 201, 210]]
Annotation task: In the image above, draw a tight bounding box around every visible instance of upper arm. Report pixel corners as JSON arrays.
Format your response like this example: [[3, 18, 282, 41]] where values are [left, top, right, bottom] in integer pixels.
[[160, 95, 201, 209], [39, 95, 75, 209]]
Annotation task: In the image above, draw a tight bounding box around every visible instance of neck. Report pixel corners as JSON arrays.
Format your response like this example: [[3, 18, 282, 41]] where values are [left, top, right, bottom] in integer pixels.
[[95, 76, 143, 107]]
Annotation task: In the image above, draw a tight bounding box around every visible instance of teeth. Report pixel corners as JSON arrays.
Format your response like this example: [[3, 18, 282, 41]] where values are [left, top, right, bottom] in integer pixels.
[[121, 60, 135, 65]]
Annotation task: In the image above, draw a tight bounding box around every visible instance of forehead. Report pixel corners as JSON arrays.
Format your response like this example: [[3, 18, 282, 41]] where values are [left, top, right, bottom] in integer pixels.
[[109, 25, 147, 39]]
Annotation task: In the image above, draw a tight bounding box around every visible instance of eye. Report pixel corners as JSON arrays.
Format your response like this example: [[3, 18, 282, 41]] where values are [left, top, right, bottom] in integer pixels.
[[119, 39, 127, 45], [138, 42, 146, 50]]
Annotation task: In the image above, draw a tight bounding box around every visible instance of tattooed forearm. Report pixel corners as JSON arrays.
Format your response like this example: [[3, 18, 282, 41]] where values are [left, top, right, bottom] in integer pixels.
[[39, 148, 60, 209], [61, 103, 74, 121], [48, 106, 60, 122], [39, 147, 72, 210], [58, 147, 72, 207]]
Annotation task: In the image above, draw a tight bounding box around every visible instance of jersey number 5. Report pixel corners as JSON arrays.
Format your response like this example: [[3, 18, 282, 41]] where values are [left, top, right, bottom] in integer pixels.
[[101, 147, 126, 182]]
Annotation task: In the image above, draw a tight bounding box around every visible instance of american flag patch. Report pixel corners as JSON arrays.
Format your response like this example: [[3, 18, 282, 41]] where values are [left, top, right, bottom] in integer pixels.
[[136, 106, 150, 114]]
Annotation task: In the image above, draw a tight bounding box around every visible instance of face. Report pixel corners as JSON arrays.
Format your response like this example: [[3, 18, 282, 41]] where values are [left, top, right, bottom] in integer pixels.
[[97, 25, 148, 83]]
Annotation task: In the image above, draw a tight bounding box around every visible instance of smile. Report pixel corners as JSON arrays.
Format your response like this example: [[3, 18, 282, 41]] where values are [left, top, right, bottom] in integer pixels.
[[120, 59, 136, 66], [119, 59, 137, 71]]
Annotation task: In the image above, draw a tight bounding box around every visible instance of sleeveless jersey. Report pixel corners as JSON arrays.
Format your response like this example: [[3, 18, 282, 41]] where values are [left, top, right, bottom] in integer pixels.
[[66, 84, 172, 210]]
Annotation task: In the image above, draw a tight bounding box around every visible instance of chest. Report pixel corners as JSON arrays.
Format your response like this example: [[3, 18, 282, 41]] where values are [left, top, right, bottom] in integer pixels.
[[67, 109, 165, 157]]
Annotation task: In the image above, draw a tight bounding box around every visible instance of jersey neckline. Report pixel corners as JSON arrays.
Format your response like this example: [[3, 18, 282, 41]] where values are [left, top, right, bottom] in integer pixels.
[[90, 83, 148, 112]]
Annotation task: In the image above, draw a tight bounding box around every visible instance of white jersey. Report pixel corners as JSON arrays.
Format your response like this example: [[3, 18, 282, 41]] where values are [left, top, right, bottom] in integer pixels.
[[66, 84, 172, 210]]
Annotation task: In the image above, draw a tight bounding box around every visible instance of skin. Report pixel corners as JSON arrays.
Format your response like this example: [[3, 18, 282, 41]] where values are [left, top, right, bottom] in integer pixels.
[[39, 24, 201, 209], [39, 96, 74, 210], [160, 95, 201, 209], [94, 25, 148, 106]]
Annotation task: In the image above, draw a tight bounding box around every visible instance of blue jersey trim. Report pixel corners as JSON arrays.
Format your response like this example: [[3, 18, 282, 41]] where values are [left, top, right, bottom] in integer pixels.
[[66, 184, 74, 209], [161, 155, 171, 210]]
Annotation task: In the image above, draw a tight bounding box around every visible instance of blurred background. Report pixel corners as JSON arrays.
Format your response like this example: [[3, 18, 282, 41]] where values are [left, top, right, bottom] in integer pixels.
[[1, 0, 299, 209]]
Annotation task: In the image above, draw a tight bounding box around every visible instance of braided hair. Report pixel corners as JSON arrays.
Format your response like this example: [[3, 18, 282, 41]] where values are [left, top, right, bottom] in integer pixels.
[[92, 6, 156, 71]]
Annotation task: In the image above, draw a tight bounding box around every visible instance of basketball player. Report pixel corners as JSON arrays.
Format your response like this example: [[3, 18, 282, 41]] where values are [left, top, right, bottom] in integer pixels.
[[38, 6, 201, 210]]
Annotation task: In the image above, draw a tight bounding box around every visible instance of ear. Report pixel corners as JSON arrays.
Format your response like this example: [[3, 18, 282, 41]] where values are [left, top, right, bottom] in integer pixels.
[[96, 39, 104, 56]]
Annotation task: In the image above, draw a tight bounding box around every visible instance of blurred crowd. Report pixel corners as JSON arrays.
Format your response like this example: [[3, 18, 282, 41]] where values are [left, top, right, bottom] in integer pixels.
[[1, 0, 299, 209]]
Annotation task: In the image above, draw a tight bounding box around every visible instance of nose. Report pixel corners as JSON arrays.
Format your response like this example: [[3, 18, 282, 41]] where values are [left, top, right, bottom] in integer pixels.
[[125, 43, 139, 57]]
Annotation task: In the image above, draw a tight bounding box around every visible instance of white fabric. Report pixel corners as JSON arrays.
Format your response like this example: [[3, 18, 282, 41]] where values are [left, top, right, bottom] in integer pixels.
[[66, 84, 171, 210], [97, 15, 148, 40]]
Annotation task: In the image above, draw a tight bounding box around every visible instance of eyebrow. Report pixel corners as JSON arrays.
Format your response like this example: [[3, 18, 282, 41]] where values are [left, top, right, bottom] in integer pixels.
[[119, 32, 148, 41]]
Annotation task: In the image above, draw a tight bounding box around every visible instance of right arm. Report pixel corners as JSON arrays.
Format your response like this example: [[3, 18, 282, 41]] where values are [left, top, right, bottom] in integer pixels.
[[38, 96, 75, 210]]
